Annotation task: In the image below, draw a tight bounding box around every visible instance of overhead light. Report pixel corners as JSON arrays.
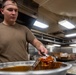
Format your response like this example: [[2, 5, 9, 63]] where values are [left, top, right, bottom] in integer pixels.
[[33, 21, 49, 28], [65, 33, 76, 37], [58, 20, 75, 29], [70, 44, 76, 46], [53, 44, 61, 47]]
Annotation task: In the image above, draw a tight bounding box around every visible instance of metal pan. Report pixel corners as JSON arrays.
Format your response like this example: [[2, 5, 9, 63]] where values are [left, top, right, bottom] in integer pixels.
[[0, 61, 72, 75]]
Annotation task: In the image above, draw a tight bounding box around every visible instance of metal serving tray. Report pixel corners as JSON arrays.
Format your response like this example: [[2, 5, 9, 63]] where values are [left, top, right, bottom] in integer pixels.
[[0, 61, 72, 75]]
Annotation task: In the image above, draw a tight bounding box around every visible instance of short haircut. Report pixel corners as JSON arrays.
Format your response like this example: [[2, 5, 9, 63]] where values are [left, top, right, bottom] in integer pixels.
[[2, 0, 17, 8]]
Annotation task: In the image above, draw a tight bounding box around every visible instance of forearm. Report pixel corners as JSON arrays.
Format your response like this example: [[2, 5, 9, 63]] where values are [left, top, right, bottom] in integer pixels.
[[32, 38, 43, 51], [32, 38, 48, 54]]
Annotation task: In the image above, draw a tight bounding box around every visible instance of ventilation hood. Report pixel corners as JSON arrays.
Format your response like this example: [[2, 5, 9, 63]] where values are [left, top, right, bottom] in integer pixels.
[[16, 0, 39, 18], [16, 0, 39, 29]]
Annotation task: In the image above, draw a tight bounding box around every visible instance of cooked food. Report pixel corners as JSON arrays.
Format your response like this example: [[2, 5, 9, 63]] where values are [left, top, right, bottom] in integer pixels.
[[0, 66, 32, 71], [34, 56, 62, 70], [0, 56, 62, 71]]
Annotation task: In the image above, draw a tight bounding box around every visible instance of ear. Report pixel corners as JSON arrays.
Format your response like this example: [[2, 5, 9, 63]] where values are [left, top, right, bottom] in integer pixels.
[[1, 8, 4, 15]]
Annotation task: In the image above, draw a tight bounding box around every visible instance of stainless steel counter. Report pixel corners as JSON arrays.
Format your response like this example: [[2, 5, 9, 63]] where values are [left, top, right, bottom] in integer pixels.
[[66, 60, 76, 75]]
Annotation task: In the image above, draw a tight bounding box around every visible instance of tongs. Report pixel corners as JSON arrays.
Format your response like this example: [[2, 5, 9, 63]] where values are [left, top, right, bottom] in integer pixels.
[[40, 51, 56, 62], [32, 51, 56, 70], [32, 51, 47, 69]]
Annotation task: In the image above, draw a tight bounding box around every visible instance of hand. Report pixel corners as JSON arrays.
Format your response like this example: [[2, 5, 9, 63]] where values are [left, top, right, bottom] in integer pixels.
[[38, 45, 48, 55], [32, 38, 48, 55]]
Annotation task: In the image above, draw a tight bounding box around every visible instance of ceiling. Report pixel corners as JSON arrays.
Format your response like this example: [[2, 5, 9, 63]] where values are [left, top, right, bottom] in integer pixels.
[[33, 0, 76, 17], [32, 0, 76, 39]]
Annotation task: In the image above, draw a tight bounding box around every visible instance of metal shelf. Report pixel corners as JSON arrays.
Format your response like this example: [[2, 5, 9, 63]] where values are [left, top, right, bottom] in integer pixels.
[[31, 29, 70, 44]]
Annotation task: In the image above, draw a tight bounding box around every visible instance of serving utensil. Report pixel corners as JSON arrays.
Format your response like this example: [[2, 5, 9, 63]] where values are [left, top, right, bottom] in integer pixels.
[[32, 51, 47, 69], [40, 51, 56, 62], [32, 51, 56, 70]]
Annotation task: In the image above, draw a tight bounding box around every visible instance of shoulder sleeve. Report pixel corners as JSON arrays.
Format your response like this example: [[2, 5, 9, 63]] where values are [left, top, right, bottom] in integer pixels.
[[26, 27, 36, 43], [16, 23, 36, 43]]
